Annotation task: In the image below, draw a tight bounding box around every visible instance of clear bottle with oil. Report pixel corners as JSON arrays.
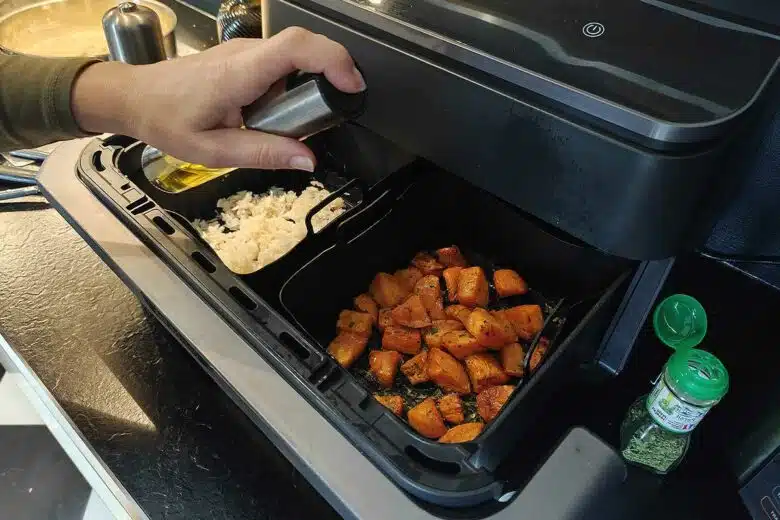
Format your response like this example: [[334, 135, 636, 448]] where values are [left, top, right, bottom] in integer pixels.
[[141, 71, 366, 194]]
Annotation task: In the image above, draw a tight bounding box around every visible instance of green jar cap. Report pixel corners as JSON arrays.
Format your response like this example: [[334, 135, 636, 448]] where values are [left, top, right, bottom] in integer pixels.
[[653, 294, 707, 350], [666, 348, 729, 403]]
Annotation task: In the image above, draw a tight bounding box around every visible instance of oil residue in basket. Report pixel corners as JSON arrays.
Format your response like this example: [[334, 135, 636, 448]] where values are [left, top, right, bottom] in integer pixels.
[[150, 156, 236, 193]]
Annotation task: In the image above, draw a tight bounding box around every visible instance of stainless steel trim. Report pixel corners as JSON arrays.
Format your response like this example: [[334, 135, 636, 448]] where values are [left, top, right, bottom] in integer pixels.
[[38, 139, 621, 520], [284, 0, 780, 144], [0, 332, 149, 520]]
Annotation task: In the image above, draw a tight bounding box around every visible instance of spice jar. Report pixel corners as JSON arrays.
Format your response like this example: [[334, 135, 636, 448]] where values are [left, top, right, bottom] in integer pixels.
[[620, 348, 729, 474]]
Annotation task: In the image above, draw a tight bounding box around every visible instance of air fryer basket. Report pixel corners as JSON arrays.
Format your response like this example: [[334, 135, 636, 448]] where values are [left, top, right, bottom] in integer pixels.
[[279, 165, 633, 476]]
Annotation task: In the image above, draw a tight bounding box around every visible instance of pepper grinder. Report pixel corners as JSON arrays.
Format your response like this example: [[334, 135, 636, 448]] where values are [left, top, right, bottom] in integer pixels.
[[102, 2, 167, 64]]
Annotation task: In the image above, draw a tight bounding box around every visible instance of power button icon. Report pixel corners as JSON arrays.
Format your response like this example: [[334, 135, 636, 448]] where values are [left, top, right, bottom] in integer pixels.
[[582, 22, 605, 38]]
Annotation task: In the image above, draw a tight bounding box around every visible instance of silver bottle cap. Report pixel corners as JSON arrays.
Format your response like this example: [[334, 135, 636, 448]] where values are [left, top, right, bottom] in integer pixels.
[[103, 2, 167, 65]]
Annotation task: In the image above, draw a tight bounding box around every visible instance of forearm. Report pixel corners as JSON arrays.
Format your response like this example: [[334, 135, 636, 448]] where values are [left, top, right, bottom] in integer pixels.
[[0, 56, 137, 152]]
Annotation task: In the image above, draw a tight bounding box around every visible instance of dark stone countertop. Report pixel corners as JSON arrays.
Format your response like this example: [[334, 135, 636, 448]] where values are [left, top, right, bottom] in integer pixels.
[[0, 187, 341, 520]]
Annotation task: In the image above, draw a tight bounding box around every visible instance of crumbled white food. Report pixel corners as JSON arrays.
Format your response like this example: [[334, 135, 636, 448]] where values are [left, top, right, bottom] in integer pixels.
[[193, 181, 345, 274]]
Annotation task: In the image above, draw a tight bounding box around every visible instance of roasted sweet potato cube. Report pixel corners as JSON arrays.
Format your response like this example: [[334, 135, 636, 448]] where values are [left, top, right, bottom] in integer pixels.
[[436, 246, 468, 268], [437, 393, 464, 424], [477, 385, 515, 422], [426, 348, 471, 395], [530, 337, 550, 372], [465, 352, 510, 393], [369, 350, 403, 388], [408, 398, 448, 439], [395, 267, 424, 292], [441, 330, 485, 359], [438, 423, 484, 443], [443, 267, 463, 302], [431, 320, 465, 333], [391, 294, 432, 328], [425, 319, 466, 348], [374, 394, 404, 416], [457, 266, 489, 307], [414, 275, 447, 320], [353, 293, 378, 323], [500, 342, 526, 377], [491, 310, 519, 345], [411, 252, 445, 276], [401, 351, 429, 385], [337, 310, 374, 337], [370, 272, 409, 308], [503, 305, 544, 341], [377, 308, 395, 331], [466, 308, 515, 348], [445, 304, 472, 326], [493, 269, 529, 298], [327, 332, 368, 368], [382, 326, 422, 355]]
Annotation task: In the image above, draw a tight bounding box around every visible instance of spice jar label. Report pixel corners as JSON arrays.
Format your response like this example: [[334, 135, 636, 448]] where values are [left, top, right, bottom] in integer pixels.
[[647, 381, 711, 433]]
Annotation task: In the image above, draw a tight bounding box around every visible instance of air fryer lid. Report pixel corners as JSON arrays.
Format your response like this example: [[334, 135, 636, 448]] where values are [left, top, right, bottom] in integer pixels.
[[319, 0, 780, 132]]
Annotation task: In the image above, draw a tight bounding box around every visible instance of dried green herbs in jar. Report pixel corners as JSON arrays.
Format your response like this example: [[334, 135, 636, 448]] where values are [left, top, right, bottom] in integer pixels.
[[619, 349, 729, 475]]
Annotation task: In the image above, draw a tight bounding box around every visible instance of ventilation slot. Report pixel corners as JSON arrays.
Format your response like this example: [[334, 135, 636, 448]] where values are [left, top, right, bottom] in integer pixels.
[[91, 151, 105, 172], [404, 447, 461, 475], [152, 216, 175, 235], [191, 251, 216, 273], [278, 332, 311, 360], [229, 286, 257, 311], [129, 200, 155, 215]]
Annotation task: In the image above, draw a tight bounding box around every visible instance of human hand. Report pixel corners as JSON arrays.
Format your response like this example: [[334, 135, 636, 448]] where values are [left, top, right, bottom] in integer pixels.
[[72, 27, 365, 172]]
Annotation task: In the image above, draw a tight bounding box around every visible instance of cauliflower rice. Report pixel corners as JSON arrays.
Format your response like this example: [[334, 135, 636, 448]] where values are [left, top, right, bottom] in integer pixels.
[[193, 181, 346, 274]]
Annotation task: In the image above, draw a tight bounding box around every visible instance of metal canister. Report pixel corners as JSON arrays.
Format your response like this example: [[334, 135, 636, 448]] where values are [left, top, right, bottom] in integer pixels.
[[242, 71, 366, 140], [216, 0, 263, 42], [103, 2, 167, 65]]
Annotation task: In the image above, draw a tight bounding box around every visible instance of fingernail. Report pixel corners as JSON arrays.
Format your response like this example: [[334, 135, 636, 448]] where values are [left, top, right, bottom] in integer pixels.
[[353, 66, 366, 91], [290, 156, 315, 172]]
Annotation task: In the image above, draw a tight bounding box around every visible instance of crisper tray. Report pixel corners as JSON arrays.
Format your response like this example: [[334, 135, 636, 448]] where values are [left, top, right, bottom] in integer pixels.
[[76, 135, 634, 508]]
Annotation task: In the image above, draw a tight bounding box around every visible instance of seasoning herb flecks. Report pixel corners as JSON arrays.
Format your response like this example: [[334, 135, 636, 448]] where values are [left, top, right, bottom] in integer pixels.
[[620, 398, 688, 474]]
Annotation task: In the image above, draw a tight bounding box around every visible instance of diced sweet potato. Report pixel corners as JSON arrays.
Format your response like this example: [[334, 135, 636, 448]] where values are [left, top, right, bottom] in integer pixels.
[[377, 308, 395, 331], [353, 293, 378, 323], [426, 348, 471, 395], [408, 398, 448, 439], [401, 351, 429, 385], [391, 294, 432, 328], [477, 385, 515, 422], [411, 252, 445, 276], [491, 310, 519, 345], [530, 337, 550, 372], [438, 423, 484, 443], [374, 394, 404, 416], [465, 352, 510, 393], [327, 332, 369, 368], [370, 272, 409, 308], [436, 246, 468, 268], [500, 342, 526, 377], [441, 330, 486, 359], [395, 267, 424, 292], [493, 269, 529, 298], [443, 267, 463, 302], [503, 305, 544, 341], [424, 319, 466, 348], [465, 308, 516, 348], [414, 275, 447, 320], [369, 350, 403, 387], [437, 393, 465, 424], [457, 266, 489, 307], [337, 310, 374, 337], [445, 304, 472, 326], [382, 326, 422, 355]]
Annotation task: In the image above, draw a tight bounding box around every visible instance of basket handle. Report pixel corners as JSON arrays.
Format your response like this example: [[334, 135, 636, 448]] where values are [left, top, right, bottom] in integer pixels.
[[304, 177, 363, 236]]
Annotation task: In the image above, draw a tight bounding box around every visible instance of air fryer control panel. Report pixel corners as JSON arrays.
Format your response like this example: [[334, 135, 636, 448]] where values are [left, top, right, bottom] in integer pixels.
[[741, 451, 780, 520]]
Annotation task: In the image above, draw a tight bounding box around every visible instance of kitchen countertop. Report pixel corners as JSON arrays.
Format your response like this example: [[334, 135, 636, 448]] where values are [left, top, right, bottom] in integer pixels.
[[0, 183, 341, 519]]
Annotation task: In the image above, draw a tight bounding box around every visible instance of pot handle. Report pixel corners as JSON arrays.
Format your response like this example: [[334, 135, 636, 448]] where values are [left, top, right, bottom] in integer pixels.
[[304, 177, 364, 236]]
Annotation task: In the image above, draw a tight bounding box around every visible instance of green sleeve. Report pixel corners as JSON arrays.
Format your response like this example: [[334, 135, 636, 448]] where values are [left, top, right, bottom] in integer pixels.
[[0, 56, 100, 152]]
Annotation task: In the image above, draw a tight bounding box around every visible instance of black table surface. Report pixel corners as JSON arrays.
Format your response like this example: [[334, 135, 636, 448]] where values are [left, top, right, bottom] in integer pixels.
[[0, 190, 342, 519], [0, 185, 774, 520]]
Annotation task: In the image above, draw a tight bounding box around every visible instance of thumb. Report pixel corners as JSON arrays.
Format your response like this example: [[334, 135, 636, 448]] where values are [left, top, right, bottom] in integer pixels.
[[190, 128, 316, 171]]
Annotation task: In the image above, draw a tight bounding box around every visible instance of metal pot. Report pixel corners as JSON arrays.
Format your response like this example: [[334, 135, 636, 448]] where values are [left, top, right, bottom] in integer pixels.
[[0, 0, 177, 59]]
